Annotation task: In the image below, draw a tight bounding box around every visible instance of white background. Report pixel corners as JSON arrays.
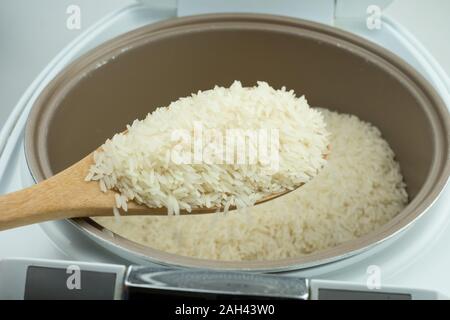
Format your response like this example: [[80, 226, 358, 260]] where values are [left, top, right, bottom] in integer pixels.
[[0, 0, 449, 129]]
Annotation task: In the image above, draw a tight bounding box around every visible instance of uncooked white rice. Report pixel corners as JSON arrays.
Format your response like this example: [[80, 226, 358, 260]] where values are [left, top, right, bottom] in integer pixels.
[[112, 206, 121, 224], [94, 109, 408, 261], [87, 81, 329, 215]]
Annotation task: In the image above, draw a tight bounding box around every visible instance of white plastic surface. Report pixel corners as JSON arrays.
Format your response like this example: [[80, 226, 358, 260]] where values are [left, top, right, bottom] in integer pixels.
[[335, 0, 393, 19], [177, 0, 335, 24]]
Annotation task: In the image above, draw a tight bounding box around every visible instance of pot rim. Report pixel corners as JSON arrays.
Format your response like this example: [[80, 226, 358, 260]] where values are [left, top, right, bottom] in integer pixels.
[[24, 13, 450, 272]]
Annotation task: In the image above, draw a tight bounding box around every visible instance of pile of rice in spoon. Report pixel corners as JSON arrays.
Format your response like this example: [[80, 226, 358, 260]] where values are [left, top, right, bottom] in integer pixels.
[[86, 81, 329, 215]]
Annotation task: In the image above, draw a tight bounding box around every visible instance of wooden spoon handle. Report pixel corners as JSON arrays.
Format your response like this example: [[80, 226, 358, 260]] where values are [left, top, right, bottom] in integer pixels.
[[0, 179, 71, 231], [0, 154, 109, 231]]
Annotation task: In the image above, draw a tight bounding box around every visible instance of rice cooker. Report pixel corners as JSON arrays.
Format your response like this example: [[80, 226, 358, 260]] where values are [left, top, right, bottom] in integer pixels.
[[0, 0, 449, 299]]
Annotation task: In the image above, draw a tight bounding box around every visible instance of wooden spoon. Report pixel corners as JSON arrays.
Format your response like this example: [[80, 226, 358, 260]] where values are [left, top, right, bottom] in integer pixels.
[[0, 152, 313, 231]]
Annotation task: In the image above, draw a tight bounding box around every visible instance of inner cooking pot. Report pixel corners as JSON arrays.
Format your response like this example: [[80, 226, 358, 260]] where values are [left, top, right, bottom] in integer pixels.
[[25, 14, 450, 271]]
